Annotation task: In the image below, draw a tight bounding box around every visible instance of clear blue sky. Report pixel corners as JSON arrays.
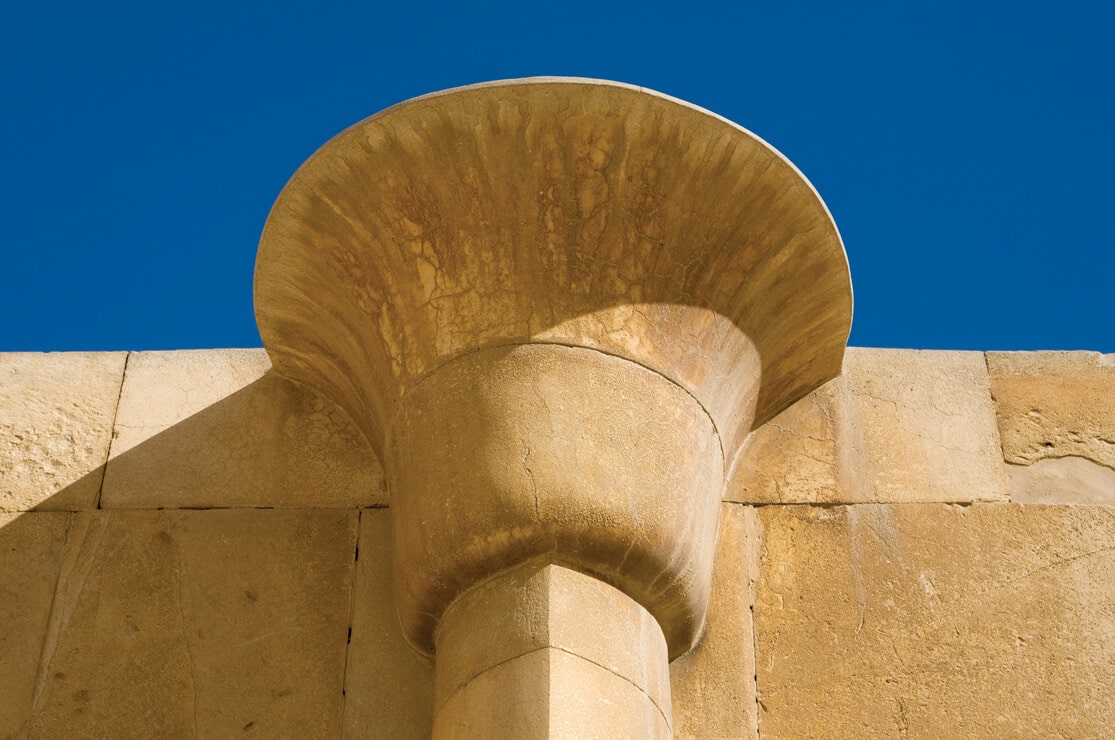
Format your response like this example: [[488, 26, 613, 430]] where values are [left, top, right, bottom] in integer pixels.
[[3, 1, 1112, 352]]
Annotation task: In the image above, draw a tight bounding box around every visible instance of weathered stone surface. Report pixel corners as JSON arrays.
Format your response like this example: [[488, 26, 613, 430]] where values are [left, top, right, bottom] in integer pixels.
[[253, 78, 852, 733], [343, 508, 434, 739], [1, 352, 125, 511], [728, 378, 839, 503], [754, 503, 1115, 738], [729, 348, 1009, 503], [670, 503, 759, 739], [0, 512, 69, 737], [988, 351, 1115, 503], [101, 349, 384, 508], [256, 77, 852, 470], [26, 509, 356, 737]]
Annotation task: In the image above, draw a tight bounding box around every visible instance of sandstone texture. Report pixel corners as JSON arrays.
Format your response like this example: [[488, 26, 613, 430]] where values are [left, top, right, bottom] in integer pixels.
[[988, 351, 1115, 504], [101, 349, 384, 508], [25, 509, 356, 737], [0, 512, 69, 738], [0, 344, 1113, 737], [343, 509, 434, 739], [754, 503, 1115, 738], [729, 348, 1010, 504], [669, 503, 759, 739], [0, 352, 125, 510]]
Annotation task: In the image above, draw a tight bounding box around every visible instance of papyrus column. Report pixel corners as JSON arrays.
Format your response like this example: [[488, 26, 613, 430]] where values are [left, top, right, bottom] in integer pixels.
[[253, 78, 853, 738]]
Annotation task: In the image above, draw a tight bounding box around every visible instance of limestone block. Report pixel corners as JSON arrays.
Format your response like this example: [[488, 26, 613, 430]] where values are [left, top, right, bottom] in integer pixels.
[[729, 348, 1009, 503], [988, 351, 1115, 503], [0, 352, 126, 510], [343, 508, 434, 738], [727, 379, 840, 503], [840, 347, 1009, 502], [101, 349, 385, 508], [0, 512, 69, 737], [26, 509, 356, 737], [754, 503, 1115, 738], [670, 503, 759, 739]]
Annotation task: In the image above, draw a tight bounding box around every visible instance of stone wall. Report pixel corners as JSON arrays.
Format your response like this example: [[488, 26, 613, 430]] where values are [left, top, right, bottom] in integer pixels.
[[1, 348, 1112, 738]]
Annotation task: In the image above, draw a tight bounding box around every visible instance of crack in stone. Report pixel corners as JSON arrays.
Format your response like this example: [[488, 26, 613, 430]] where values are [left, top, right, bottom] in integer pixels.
[[169, 517, 200, 737]]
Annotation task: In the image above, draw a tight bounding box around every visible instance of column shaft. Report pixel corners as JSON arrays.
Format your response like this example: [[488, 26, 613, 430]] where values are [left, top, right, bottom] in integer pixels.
[[432, 562, 672, 738]]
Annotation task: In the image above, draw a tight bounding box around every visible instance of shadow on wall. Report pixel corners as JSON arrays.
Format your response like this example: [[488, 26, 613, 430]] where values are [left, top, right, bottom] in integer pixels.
[[1, 356, 437, 738]]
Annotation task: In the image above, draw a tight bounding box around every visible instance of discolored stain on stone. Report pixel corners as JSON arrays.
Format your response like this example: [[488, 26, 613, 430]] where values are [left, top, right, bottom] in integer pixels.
[[1007, 455, 1115, 505], [255, 78, 852, 469]]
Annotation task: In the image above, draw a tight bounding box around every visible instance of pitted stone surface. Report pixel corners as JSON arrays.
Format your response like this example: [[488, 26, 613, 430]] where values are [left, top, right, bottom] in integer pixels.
[[26, 509, 356, 737], [989, 351, 1115, 504], [754, 503, 1115, 738], [101, 349, 384, 508], [1, 352, 125, 511]]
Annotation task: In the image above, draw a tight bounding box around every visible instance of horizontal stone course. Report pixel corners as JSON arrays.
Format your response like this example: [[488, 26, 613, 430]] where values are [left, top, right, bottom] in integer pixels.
[[101, 349, 386, 508], [729, 347, 1010, 504], [1, 346, 1111, 737]]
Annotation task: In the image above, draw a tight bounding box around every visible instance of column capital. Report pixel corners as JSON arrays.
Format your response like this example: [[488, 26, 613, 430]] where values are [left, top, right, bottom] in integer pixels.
[[254, 77, 852, 466]]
